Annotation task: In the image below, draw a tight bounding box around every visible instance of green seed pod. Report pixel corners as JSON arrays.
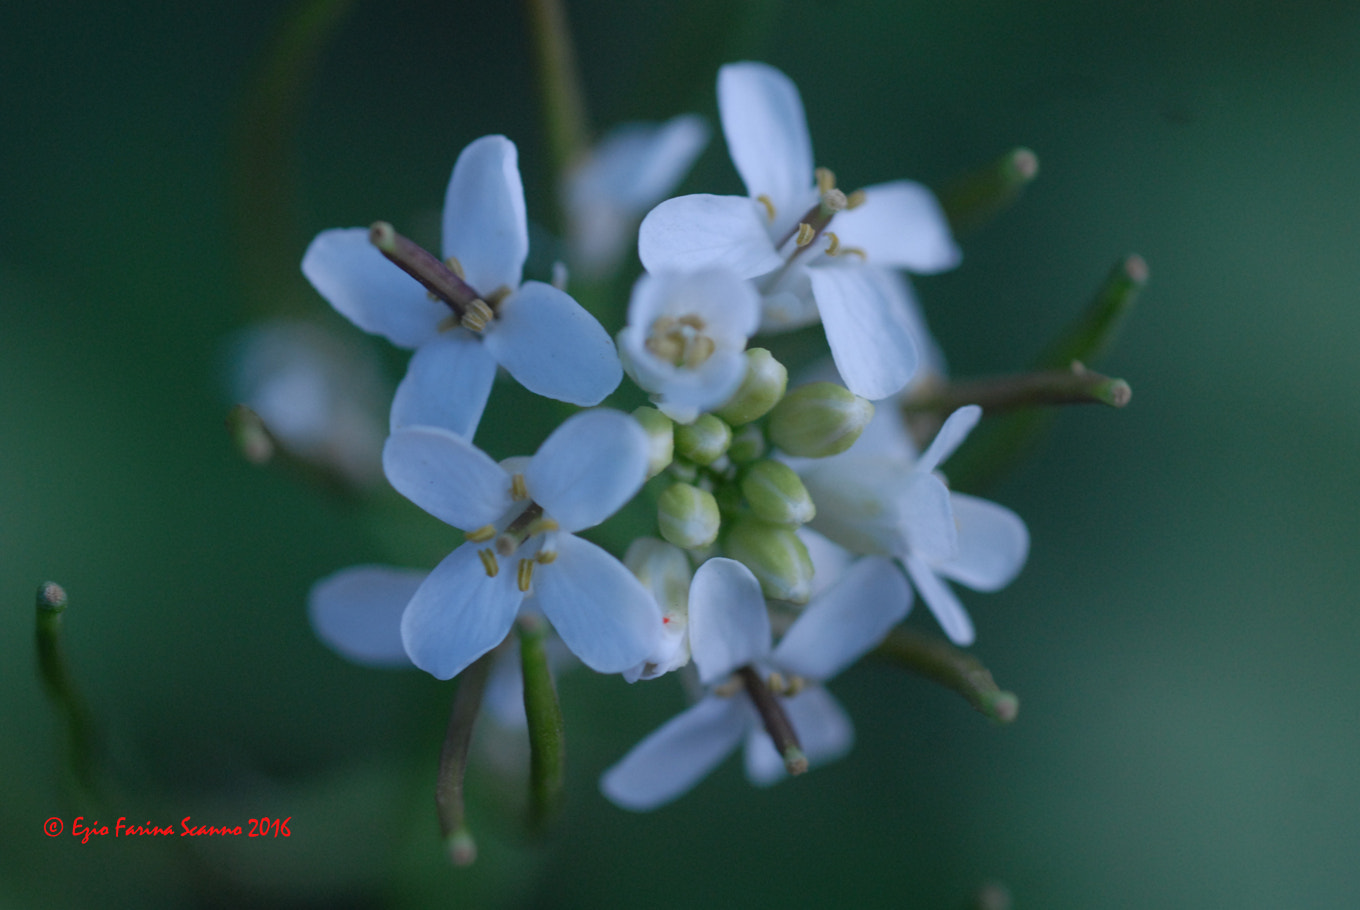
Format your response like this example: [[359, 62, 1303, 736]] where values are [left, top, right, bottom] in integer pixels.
[[674, 414, 731, 466], [657, 483, 721, 549], [714, 348, 788, 426], [632, 406, 675, 478], [767, 382, 874, 457], [722, 517, 814, 604], [740, 460, 816, 527]]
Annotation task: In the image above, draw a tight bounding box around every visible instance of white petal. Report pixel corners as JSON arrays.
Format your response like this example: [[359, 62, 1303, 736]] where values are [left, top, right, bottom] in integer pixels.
[[301, 228, 444, 348], [525, 409, 649, 532], [626, 268, 760, 346], [717, 62, 814, 215], [308, 565, 425, 667], [898, 471, 959, 564], [934, 493, 1029, 591], [441, 135, 528, 295], [383, 426, 511, 530], [530, 535, 663, 674], [638, 194, 786, 278], [744, 686, 854, 785], [600, 695, 749, 811], [808, 266, 920, 400], [389, 330, 497, 437], [798, 527, 853, 599], [802, 456, 911, 557], [904, 555, 975, 646], [917, 405, 981, 474], [482, 281, 622, 406], [401, 543, 523, 679], [689, 558, 772, 685], [572, 114, 711, 212], [774, 557, 911, 680], [832, 180, 961, 273]]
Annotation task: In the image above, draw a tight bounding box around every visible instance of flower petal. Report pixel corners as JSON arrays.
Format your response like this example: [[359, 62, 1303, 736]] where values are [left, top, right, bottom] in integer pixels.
[[917, 404, 981, 474], [401, 543, 523, 679], [689, 558, 772, 685], [717, 62, 814, 215], [832, 180, 961, 273], [301, 228, 445, 348], [638, 194, 786, 278], [798, 527, 853, 600], [934, 493, 1029, 591], [389, 329, 497, 437], [482, 281, 622, 406], [441, 135, 528, 295], [773, 556, 911, 680], [904, 555, 976, 646], [808, 266, 920, 400], [600, 695, 749, 811], [308, 565, 425, 667], [383, 426, 511, 530], [802, 455, 911, 557], [571, 114, 711, 213], [529, 534, 663, 674], [525, 409, 649, 532], [744, 685, 854, 785], [898, 471, 959, 563]]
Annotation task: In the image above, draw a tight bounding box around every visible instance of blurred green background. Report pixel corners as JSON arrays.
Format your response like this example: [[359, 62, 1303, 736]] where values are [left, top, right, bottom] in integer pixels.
[[3, 0, 1358, 907]]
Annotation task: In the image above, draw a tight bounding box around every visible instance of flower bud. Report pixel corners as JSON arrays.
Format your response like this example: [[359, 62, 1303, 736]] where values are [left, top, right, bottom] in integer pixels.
[[632, 406, 674, 478], [657, 483, 721, 549], [673, 414, 731, 466], [767, 382, 874, 457], [740, 460, 815, 527], [722, 517, 814, 604], [726, 423, 766, 463], [714, 348, 787, 426]]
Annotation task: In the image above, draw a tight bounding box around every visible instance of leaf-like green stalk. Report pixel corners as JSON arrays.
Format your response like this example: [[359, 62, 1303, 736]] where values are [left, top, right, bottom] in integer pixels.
[[518, 617, 565, 833], [875, 628, 1019, 724]]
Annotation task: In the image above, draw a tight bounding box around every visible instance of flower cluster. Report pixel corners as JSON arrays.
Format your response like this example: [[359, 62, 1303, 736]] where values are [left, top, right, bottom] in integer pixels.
[[297, 60, 1041, 825]]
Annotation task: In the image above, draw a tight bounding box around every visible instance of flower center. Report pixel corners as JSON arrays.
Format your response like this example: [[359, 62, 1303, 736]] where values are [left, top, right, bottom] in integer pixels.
[[467, 474, 562, 591], [645, 314, 716, 368]]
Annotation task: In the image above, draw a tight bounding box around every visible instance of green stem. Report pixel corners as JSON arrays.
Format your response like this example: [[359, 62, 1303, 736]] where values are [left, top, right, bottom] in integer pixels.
[[35, 583, 99, 795], [518, 617, 565, 833], [938, 147, 1039, 236], [435, 650, 495, 866], [901, 363, 1131, 415], [874, 628, 1019, 723], [522, 0, 590, 193]]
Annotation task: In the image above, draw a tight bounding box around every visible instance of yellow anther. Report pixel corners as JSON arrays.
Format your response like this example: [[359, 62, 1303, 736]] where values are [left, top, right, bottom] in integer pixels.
[[682, 335, 715, 368], [516, 558, 534, 592], [678, 314, 706, 331], [467, 524, 497, 543], [815, 167, 837, 194], [526, 517, 560, 537], [713, 677, 743, 698], [845, 188, 867, 209], [437, 314, 461, 332], [444, 256, 466, 279], [510, 473, 529, 501], [756, 194, 777, 222], [768, 671, 787, 693], [840, 246, 868, 261], [785, 675, 806, 696], [534, 549, 558, 565], [822, 188, 848, 212], [485, 285, 512, 306], [478, 548, 499, 577], [795, 223, 815, 247], [646, 313, 716, 368], [824, 232, 841, 256], [460, 298, 494, 333]]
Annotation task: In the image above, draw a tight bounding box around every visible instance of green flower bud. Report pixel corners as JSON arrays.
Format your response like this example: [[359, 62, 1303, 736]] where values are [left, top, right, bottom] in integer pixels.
[[632, 406, 674, 478], [674, 414, 731, 466], [657, 483, 721, 549], [767, 382, 874, 457], [740, 460, 815, 527], [726, 422, 767, 463], [723, 517, 814, 604], [714, 348, 788, 426]]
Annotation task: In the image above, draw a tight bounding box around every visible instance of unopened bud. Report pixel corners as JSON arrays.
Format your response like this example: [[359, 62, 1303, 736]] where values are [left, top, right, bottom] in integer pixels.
[[714, 348, 787, 426], [767, 382, 873, 457], [674, 414, 731, 466], [657, 483, 721, 549], [722, 517, 814, 604], [727, 423, 767, 463], [632, 406, 674, 478], [740, 460, 815, 527]]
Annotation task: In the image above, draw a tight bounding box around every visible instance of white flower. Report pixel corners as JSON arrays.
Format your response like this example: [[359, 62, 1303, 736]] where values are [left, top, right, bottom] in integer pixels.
[[800, 405, 1029, 646], [638, 62, 960, 401], [600, 555, 909, 811], [616, 268, 760, 423], [302, 135, 622, 439], [565, 115, 709, 277], [382, 409, 664, 680], [621, 538, 694, 682]]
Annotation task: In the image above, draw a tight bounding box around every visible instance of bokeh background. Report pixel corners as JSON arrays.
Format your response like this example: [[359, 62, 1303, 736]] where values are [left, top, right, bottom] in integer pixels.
[[3, 1, 1358, 907]]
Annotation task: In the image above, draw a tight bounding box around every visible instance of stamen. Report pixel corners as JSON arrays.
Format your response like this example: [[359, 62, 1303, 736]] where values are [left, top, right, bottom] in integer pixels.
[[682, 335, 715, 368], [467, 524, 497, 543], [460, 299, 493, 333], [737, 665, 807, 776], [820, 188, 848, 215], [712, 677, 743, 698], [478, 549, 499, 577], [678, 314, 706, 331], [785, 675, 806, 696], [824, 232, 841, 256], [517, 558, 534, 592], [437, 314, 461, 333], [497, 501, 546, 555], [815, 167, 837, 194], [768, 671, 787, 693], [510, 474, 529, 501], [485, 286, 512, 307], [845, 188, 867, 209], [526, 517, 560, 537], [444, 256, 466, 280], [756, 194, 777, 222], [840, 246, 868, 261], [534, 549, 557, 565], [795, 223, 815, 247]]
